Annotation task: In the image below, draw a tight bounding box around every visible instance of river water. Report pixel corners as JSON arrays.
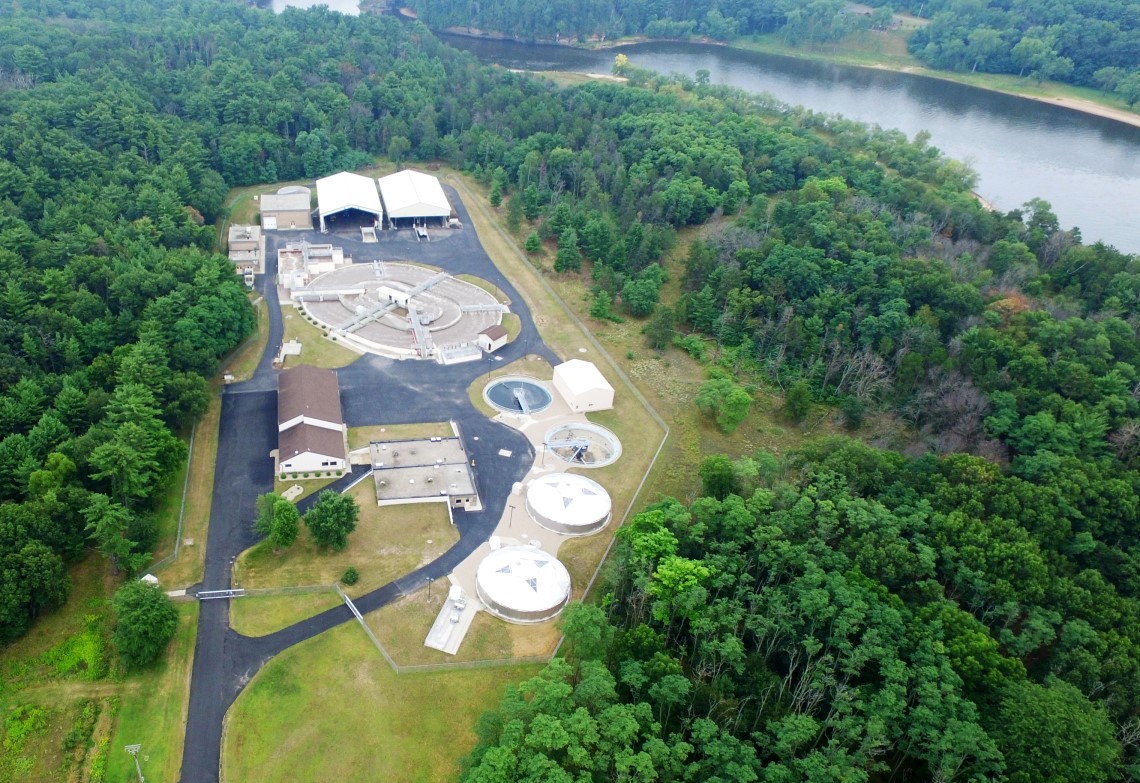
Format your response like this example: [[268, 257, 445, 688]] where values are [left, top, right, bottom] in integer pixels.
[[441, 36, 1140, 253], [266, 0, 1140, 252]]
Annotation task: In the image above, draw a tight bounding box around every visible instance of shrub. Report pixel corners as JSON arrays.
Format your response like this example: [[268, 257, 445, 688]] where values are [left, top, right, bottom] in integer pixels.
[[341, 567, 360, 585], [111, 582, 178, 669]]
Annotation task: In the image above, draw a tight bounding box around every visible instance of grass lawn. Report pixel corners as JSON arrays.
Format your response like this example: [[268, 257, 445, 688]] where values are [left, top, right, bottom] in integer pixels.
[[367, 588, 560, 666], [156, 389, 222, 590], [280, 307, 362, 369], [466, 354, 554, 417], [0, 560, 197, 783], [348, 422, 454, 450], [221, 295, 270, 383], [229, 591, 343, 637], [235, 482, 459, 598], [105, 602, 199, 783], [273, 473, 341, 504], [501, 312, 522, 340], [457, 273, 511, 304], [222, 622, 541, 783]]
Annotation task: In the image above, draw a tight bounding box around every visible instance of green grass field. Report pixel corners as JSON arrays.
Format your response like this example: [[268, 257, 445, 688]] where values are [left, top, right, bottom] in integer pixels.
[[222, 622, 542, 783], [367, 588, 560, 666], [229, 591, 343, 637], [235, 482, 459, 599], [280, 307, 362, 369]]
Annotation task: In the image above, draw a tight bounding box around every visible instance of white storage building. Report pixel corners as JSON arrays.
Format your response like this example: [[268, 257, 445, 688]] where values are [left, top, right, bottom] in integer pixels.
[[476, 546, 571, 624], [526, 473, 611, 536], [552, 360, 614, 413], [316, 171, 383, 233], [377, 170, 451, 227]]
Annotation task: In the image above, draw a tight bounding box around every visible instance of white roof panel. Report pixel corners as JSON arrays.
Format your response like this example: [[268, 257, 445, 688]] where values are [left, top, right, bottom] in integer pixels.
[[377, 170, 451, 219], [527, 473, 611, 529], [553, 360, 614, 397], [476, 546, 570, 614], [316, 172, 383, 218]]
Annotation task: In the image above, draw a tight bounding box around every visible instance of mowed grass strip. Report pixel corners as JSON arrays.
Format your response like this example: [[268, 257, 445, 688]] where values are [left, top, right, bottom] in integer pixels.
[[280, 307, 362, 369], [366, 588, 560, 666], [223, 622, 542, 783], [348, 422, 454, 451], [235, 482, 459, 598], [158, 389, 223, 589], [229, 591, 344, 638], [106, 602, 199, 783]]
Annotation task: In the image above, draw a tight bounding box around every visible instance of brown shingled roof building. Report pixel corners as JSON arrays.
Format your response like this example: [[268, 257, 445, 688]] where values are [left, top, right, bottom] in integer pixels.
[[278, 364, 344, 432], [277, 365, 347, 475]]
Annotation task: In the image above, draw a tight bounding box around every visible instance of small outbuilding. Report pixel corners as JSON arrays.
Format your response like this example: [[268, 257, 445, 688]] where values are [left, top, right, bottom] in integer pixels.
[[476, 546, 571, 624], [377, 170, 451, 228], [477, 324, 509, 354], [552, 359, 615, 413], [260, 186, 312, 231], [227, 224, 263, 275], [526, 473, 611, 536], [316, 171, 383, 233]]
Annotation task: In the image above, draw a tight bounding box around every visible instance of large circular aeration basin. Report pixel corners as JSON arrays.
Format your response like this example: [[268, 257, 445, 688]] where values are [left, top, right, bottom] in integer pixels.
[[485, 377, 552, 415], [476, 545, 571, 624], [526, 473, 611, 536]]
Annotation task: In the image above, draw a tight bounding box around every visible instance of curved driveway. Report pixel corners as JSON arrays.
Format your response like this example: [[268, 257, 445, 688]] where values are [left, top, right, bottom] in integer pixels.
[[179, 187, 560, 783]]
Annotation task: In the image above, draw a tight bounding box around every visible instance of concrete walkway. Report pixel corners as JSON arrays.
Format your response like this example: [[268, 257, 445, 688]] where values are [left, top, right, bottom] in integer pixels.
[[178, 186, 560, 783]]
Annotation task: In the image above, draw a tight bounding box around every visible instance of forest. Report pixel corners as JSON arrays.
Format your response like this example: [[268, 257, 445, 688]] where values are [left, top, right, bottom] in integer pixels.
[[409, 0, 1140, 101], [1, 0, 1139, 779]]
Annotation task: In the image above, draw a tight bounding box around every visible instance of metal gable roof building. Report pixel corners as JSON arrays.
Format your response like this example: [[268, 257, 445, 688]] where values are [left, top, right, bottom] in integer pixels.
[[377, 170, 452, 220], [315, 171, 383, 231]]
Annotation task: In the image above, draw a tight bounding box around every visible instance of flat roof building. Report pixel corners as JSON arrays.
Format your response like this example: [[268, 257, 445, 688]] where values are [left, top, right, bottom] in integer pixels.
[[370, 435, 479, 511], [377, 170, 451, 226], [316, 171, 383, 233], [227, 224, 263, 275], [260, 186, 312, 231]]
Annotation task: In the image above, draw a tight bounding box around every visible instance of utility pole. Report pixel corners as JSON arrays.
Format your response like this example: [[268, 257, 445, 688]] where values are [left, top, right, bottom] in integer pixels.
[[125, 744, 145, 783]]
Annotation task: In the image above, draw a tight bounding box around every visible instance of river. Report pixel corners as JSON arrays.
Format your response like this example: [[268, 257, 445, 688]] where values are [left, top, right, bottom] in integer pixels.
[[441, 36, 1140, 253], [267, 1, 1140, 252]]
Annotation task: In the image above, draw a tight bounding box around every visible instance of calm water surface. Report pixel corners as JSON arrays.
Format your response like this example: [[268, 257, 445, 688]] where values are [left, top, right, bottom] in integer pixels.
[[442, 36, 1140, 253], [267, 1, 1140, 252]]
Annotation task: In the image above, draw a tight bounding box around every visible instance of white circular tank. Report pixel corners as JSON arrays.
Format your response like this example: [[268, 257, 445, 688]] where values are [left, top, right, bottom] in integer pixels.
[[476, 546, 571, 624], [526, 473, 611, 536]]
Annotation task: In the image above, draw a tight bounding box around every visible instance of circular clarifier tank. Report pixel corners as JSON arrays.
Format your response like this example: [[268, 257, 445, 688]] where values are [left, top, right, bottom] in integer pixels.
[[476, 545, 571, 624], [526, 473, 611, 536], [543, 423, 622, 468], [485, 377, 553, 415]]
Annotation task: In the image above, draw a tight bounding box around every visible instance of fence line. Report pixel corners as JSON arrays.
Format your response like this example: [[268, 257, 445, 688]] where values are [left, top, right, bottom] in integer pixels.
[[335, 584, 401, 671], [149, 421, 199, 574], [241, 584, 336, 597], [449, 175, 672, 661]]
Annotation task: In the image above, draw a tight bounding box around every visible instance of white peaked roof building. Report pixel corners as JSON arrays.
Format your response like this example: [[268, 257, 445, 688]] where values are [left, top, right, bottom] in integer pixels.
[[315, 171, 383, 232], [552, 359, 615, 413], [526, 473, 611, 536], [377, 170, 452, 221], [476, 546, 571, 624]]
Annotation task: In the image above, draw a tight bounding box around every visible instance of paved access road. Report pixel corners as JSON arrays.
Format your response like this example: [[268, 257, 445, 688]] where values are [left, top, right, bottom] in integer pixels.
[[179, 186, 561, 783]]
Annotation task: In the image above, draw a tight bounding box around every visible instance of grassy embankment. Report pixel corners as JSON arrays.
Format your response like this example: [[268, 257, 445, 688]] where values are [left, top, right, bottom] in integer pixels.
[[222, 622, 541, 783]]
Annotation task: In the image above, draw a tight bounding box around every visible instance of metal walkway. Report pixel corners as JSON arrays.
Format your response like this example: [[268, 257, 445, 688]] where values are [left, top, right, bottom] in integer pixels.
[[545, 438, 589, 462]]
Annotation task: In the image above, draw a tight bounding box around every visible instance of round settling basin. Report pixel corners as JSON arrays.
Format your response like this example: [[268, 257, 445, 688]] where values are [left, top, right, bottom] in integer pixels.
[[543, 423, 622, 468], [485, 377, 552, 415]]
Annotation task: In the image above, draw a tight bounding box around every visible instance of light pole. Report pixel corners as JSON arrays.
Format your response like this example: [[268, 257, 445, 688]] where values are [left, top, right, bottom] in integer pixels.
[[509, 505, 515, 529], [125, 744, 145, 783]]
